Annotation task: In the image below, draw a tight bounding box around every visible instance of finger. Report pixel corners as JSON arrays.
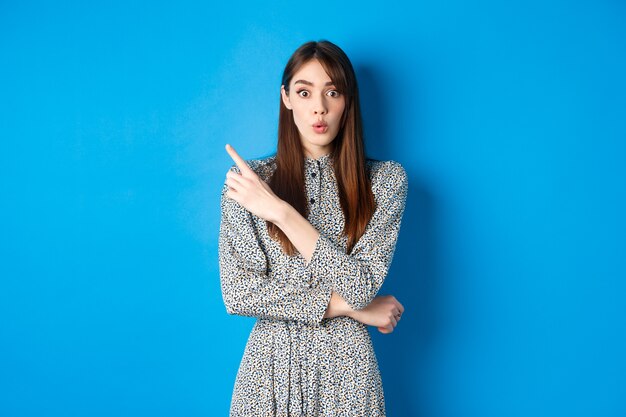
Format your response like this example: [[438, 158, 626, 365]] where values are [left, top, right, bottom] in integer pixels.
[[225, 177, 242, 192], [226, 171, 246, 188], [393, 311, 401, 322], [225, 188, 240, 202], [225, 144, 254, 176], [397, 302, 405, 315]]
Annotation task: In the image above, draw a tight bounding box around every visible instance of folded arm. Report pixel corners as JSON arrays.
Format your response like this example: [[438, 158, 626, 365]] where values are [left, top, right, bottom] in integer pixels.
[[304, 162, 408, 310], [218, 183, 332, 325], [220, 145, 408, 325]]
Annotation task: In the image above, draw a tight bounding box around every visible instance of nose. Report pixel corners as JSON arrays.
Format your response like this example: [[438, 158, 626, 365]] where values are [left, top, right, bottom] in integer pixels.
[[312, 94, 327, 115]]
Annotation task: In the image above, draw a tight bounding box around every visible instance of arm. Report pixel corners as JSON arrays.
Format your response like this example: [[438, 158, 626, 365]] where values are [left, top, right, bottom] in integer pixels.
[[304, 162, 409, 310], [218, 181, 332, 325], [221, 145, 407, 325], [271, 194, 404, 329], [221, 146, 357, 321]]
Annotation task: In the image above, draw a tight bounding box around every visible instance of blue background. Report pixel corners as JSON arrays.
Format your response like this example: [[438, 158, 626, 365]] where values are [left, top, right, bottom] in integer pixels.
[[1, 1, 625, 416]]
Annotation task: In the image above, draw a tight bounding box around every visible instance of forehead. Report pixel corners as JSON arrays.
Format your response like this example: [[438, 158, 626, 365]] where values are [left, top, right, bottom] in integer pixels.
[[290, 59, 333, 85]]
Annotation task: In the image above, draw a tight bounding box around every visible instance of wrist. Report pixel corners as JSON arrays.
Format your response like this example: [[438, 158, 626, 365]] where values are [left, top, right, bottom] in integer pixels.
[[347, 306, 360, 321], [331, 292, 357, 319], [272, 200, 292, 227]]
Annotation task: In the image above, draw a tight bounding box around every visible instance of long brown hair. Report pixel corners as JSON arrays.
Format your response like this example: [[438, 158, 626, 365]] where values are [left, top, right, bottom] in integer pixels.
[[267, 40, 375, 255]]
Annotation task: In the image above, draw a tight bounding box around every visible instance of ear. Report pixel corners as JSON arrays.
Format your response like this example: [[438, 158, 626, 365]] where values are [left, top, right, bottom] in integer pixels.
[[281, 85, 292, 110]]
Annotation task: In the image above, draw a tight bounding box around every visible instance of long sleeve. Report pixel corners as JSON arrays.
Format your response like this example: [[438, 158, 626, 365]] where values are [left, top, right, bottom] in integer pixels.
[[305, 161, 408, 310], [218, 171, 332, 325]]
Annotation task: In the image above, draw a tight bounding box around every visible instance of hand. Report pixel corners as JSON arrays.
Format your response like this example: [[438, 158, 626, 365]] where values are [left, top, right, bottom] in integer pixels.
[[224, 144, 285, 223], [351, 295, 404, 334]]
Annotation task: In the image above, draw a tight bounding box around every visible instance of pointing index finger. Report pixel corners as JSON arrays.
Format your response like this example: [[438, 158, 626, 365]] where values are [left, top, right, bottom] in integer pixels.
[[225, 144, 253, 176]]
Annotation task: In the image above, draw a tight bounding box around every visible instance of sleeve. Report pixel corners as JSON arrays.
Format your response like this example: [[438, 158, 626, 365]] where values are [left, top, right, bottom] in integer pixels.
[[305, 161, 408, 311], [218, 167, 332, 325]]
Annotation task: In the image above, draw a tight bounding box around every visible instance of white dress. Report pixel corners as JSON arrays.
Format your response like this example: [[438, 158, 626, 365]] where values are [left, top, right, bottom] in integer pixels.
[[219, 152, 408, 416]]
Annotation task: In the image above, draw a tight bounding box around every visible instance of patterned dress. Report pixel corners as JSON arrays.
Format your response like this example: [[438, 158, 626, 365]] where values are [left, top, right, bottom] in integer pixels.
[[219, 152, 408, 416]]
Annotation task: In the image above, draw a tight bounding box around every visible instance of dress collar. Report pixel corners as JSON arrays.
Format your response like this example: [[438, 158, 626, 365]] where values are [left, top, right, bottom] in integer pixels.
[[304, 151, 334, 168]]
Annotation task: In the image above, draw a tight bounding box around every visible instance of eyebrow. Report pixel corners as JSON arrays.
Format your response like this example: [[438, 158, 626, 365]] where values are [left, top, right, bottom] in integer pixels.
[[293, 79, 335, 87]]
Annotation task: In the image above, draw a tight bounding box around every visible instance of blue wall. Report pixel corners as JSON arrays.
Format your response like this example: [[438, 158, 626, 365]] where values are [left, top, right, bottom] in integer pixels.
[[2, 1, 625, 416]]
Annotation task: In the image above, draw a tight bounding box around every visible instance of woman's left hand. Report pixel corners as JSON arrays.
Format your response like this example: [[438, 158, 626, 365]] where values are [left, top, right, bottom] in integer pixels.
[[349, 295, 404, 334], [224, 144, 285, 223]]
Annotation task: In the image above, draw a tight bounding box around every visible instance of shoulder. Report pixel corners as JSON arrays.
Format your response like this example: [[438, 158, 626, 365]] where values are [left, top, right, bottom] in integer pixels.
[[226, 154, 277, 181], [366, 159, 408, 196], [221, 155, 277, 201]]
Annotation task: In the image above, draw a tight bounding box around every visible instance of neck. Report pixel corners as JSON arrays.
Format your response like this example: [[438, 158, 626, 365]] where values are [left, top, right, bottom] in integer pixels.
[[302, 144, 335, 160]]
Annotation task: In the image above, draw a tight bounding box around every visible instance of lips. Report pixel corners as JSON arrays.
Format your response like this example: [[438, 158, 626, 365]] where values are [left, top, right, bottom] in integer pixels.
[[312, 121, 328, 134]]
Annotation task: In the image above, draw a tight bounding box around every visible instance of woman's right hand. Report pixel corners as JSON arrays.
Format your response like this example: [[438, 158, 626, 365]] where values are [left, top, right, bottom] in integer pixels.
[[350, 295, 404, 334], [224, 144, 286, 224]]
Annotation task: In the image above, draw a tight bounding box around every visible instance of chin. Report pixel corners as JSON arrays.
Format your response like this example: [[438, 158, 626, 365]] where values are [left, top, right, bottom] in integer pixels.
[[303, 134, 334, 147], [307, 140, 335, 150]]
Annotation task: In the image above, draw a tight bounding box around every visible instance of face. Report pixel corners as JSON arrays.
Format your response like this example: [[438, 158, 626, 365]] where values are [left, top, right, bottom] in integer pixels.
[[281, 59, 346, 159]]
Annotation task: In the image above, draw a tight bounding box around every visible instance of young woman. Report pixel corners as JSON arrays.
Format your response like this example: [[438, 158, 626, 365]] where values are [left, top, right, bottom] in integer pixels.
[[219, 40, 408, 416]]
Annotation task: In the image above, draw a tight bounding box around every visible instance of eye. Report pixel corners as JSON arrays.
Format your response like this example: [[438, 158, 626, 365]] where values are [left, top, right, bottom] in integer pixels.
[[326, 90, 341, 98], [296, 90, 309, 98]]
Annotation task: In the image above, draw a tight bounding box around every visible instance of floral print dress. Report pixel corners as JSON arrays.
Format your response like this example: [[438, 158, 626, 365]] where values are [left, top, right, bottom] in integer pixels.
[[219, 152, 408, 416]]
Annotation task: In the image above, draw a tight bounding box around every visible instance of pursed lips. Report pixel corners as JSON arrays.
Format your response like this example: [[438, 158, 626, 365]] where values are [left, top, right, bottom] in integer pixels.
[[312, 121, 328, 133]]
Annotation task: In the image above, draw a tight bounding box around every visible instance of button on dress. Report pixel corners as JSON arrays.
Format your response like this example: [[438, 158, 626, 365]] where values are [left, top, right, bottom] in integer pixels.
[[219, 152, 408, 417]]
